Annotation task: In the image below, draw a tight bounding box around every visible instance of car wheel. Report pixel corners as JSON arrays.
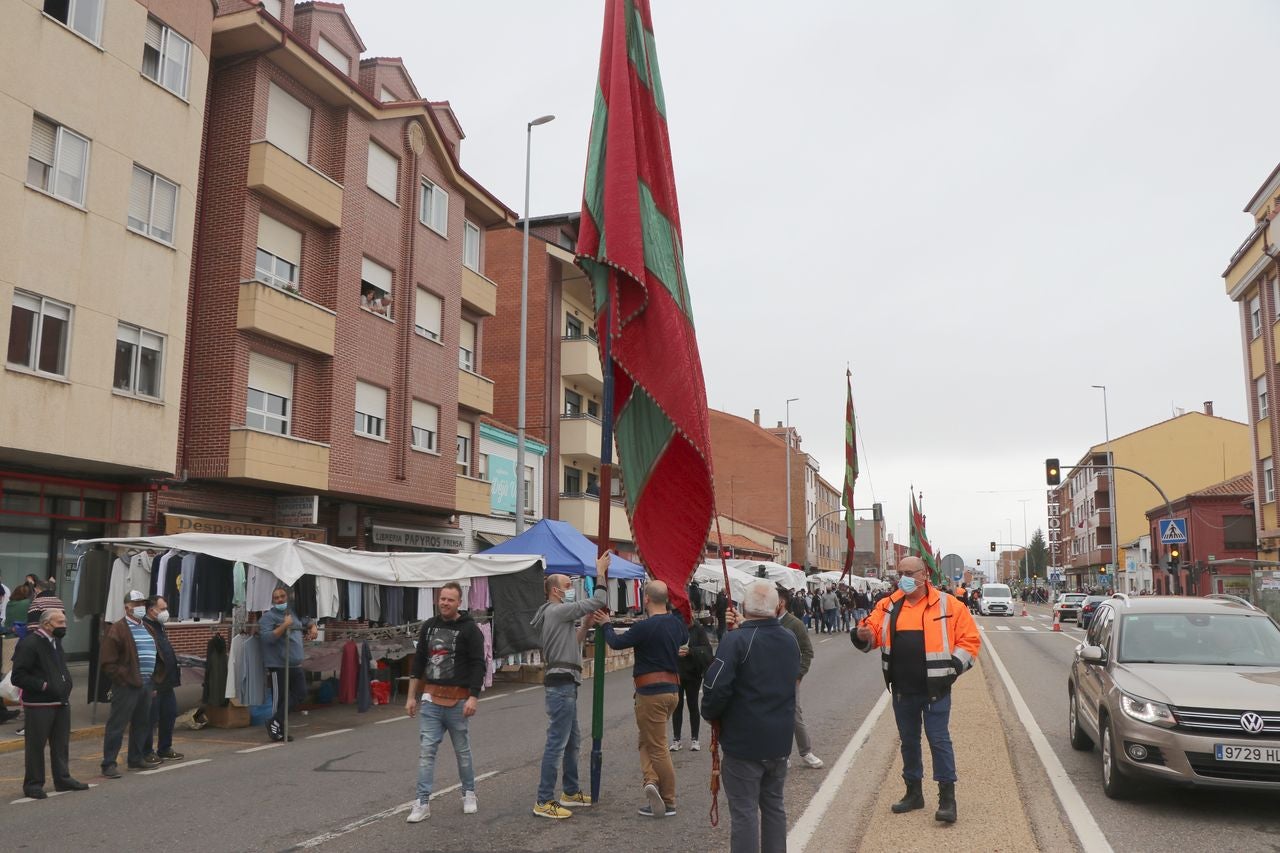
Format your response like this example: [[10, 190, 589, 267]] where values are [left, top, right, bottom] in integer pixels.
[[1068, 688, 1092, 751], [1100, 716, 1134, 799]]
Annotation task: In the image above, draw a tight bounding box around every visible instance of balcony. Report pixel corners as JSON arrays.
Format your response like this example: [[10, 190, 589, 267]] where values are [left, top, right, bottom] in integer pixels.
[[458, 369, 494, 414], [560, 414, 602, 458], [1091, 507, 1112, 529], [227, 428, 329, 491], [558, 493, 632, 542], [561, 335, 604, 393], [236, 281, 336, 356], [460, 266, 497, 317], [456, 475, 492, 516], [247, 141, 343, 229], [1093, 473, 1109, 494]]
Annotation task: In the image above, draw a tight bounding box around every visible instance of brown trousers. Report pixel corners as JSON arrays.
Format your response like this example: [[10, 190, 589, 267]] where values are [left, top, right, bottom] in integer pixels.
[[635, 691, 679, 806]]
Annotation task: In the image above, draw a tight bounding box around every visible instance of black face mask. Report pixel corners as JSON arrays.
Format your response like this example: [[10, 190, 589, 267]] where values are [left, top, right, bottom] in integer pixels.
[[52, 627, 67, 638]]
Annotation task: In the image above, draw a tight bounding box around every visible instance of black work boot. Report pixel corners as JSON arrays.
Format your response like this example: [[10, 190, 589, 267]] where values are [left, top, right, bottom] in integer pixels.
[[935, 782, 957, 823], [890, 779, 925, 813]]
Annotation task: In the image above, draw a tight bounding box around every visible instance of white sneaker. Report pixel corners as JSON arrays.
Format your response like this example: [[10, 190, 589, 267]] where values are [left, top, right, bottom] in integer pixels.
[[690, 739, 701, 751], [462, 791, 477, 814], [406, 800, 430, 823], [668, 740, 682, 751], [801, 752, 824, 769]]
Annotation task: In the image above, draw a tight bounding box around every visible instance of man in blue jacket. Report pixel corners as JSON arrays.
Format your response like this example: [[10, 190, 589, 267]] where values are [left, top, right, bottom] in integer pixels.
[[702, 580, 800, 853]]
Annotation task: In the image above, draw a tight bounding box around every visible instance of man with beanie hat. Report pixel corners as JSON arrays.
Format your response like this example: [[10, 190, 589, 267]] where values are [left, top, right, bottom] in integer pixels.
[[100, 590, 167, 778]]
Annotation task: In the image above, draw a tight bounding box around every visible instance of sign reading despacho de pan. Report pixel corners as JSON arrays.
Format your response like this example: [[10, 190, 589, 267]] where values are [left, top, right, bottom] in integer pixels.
[[371, 525, 464, 551], [164, 513, 326, 543]]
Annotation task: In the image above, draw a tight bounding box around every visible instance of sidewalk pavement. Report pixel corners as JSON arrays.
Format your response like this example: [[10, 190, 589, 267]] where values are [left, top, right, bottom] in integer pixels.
[[802, 653, 1079, 852]]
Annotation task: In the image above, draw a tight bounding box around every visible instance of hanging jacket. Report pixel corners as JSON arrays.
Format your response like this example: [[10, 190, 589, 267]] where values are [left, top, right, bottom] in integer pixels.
[[851, 585, 980, 701]]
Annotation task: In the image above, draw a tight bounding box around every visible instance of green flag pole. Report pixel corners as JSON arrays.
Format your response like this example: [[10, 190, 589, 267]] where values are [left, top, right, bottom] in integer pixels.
[[590, 293, 615, 804]]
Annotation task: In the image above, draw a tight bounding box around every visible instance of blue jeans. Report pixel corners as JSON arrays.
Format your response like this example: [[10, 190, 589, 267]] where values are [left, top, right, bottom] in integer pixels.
[[892, 691, 956, 783], [824, 609, 837, 632], [417, 700, 475, 802], [102, 678, 152, 769], [537, 682, 581, 803]]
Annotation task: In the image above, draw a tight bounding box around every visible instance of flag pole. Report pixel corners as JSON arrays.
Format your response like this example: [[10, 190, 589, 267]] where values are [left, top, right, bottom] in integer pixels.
[[590, 289, 614, 806]]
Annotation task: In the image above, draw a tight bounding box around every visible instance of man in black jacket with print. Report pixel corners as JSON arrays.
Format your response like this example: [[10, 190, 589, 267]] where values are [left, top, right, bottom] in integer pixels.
[[11, 604, 87, 800]]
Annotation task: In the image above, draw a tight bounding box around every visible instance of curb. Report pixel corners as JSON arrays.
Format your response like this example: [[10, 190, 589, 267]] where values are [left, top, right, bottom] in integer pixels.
[[0, 724, 106, 755]]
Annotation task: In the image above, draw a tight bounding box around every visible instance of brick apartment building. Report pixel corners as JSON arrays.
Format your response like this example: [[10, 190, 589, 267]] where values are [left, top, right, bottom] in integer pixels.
[[163, 0, 515, 558], [484, 212, 636, 556], [1, 0, 215, 658], [1144, 472, 1255, 597]]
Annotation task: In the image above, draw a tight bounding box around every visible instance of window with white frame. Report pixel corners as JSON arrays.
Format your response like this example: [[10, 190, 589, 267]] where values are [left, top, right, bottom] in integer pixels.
[[360, 258, 393, 317], [43, 0, 103, 43], [458, 319, 476, 371], [7, 291, 71, 376], [27, 116, 89, 205], [316, 35, 350, 75], [246, 353, 292, 434], [1259, 375, 1269, 421], [523, 465, 535, 514], [420, 179, 448, 235], [1251, 295, 1263, 339], [354, 381, 387, 439], [414, 287, 442, 341], [457, 420, 473, 476], [255, 213, 302, 292], [379, 85, 395, 103], [411, 400, 438, 452], [1265, 457, 1275, 503], [1274, 278, 1280, 319], [366, 141, 398, 203], [260, 0, 282, 18], [127, 165, 178, 244], [113, 323, 163, 398], [463, 221, 481, 271], [266, 82, 311, 163], [142, 16, 191, 98], [477, 453, 489, 482]]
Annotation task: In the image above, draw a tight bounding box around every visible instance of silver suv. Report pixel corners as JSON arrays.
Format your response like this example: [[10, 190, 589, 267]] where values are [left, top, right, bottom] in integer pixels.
[[1067, 594, 1280, 798]]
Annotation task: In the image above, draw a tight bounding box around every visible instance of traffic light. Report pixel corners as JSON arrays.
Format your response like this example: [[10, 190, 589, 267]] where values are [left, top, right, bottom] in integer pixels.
[[976, 559, 982, 567], [1167, 546, 1180, 573], [1099, 565, 1108, 575], [990, 541, 997, 552], [1045, 458, 1061, 486]]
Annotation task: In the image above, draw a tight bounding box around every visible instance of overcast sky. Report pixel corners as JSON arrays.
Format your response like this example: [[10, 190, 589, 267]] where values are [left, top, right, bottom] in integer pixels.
[[344, 0, 1280, 566]]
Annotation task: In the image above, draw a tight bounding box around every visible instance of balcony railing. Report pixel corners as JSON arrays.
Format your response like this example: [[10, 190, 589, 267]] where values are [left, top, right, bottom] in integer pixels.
[[461, 266, 497, 317], [246, 141, 343, 228], [237, 280, 336, 356], [558, 491, 631, 541], [561, 335, 603, 392], [227, 428, 329, 490], [560, 413, 603, 458], [457, 369, 494, 414]]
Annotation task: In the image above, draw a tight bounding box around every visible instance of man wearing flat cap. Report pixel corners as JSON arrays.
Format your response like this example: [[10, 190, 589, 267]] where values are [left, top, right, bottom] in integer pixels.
[[100, 590, 167, 778]]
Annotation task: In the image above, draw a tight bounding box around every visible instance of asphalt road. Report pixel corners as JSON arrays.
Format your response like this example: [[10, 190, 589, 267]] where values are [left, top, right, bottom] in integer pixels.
[[0, 627, 885, 852], [978, 605, 1280, 853]]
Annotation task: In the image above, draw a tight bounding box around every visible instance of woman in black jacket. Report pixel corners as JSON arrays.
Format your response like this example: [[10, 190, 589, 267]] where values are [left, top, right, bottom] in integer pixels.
[[670, 619, 714, 752]]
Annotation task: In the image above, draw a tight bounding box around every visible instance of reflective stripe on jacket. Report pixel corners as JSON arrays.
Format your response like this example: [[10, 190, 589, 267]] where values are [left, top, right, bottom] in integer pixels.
[[851, 586, 980, 697]]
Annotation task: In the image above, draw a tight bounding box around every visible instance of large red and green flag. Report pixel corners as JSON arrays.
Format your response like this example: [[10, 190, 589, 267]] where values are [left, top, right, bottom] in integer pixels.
[[909, 490, 940, 583], [840, 371, 857, 578], [577, 0, 712, 620]]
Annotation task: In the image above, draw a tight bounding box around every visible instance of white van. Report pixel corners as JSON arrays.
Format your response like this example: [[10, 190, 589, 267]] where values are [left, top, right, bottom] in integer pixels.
[[978, 584, 1016, 617]]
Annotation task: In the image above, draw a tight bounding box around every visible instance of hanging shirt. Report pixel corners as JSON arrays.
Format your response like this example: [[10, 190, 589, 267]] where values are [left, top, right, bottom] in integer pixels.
[[232, 562, 247, 607], [316, 577, 340, 620], [178, 553, 198, 621], [469, 577, 490, 611], [105, 558, 129, 623], [364, 583, 381, 623], [348, 582, 363, 620]]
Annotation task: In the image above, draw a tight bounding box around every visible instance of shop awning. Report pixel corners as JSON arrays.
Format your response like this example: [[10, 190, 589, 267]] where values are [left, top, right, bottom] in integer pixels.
[[74, 533, 543, 587], [474, 531, 513, 548]]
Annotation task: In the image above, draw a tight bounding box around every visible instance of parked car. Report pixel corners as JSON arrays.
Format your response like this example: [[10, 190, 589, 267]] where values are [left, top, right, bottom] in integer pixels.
[[1067, 595, 1280, 798], [978, 584, 1016, 617], [1055, 592, 1089, 623], [1079, 595, 1109, 629]]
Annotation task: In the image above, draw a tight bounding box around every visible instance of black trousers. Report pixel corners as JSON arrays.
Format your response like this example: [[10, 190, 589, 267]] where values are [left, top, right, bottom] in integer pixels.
[[672, 677, 701, 740], [268, 666, 307, 736], [24, 704, 71, 791]]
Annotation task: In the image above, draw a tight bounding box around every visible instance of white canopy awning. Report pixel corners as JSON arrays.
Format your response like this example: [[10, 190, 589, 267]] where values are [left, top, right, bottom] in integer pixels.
[[723, 559, 807, 591], [74, 533, 543, 588], [692, 563, 757, 601]]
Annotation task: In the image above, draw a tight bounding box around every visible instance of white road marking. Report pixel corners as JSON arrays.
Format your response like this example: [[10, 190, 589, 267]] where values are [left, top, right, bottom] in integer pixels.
[[375, 715, 410, 724], [997, 626, 1011, 631], [10, 783, 98, 804], [1021, 626, 1038, 632], [138, 758, 212, 775], [291, 769, 501, 849], [307, 728, 354, 739], [514, 686, 540, 693], [984, 635, 1113, 853], [236, 743, 285, 753], [787, 690, 891, 852], [820, 638, 832, 644]]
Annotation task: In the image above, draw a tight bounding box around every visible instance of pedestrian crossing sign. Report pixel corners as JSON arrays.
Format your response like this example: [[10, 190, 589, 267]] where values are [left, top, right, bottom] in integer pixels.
[[1158, 518, 1187, 543]]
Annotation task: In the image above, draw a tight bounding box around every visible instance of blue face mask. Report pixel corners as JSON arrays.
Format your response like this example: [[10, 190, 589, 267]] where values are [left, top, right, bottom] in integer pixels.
[[562, 588, 577, 604], [273, 602, 288, 612], [898, 576, 917, 594]]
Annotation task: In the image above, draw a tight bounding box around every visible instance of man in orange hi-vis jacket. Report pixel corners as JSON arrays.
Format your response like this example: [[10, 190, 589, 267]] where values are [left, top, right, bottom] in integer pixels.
[[852, 556, 980, 824]]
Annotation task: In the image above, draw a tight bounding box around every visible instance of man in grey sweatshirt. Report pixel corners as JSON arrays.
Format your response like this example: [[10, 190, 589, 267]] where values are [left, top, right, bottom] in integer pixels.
[[528, 552, 610, 819]]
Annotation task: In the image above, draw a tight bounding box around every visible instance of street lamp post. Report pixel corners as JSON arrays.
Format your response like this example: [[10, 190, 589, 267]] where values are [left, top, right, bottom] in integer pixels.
[[1019, 497, 1031, 587], [785, 397, 799, 564], [1005, 518, 1014, 584], [1091, 385, 1116, 591], [515, 114, 555, 534]]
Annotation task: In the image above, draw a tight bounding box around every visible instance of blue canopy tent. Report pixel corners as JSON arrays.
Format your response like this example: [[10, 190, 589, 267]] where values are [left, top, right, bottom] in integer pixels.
[[481, 519, 646, 580]]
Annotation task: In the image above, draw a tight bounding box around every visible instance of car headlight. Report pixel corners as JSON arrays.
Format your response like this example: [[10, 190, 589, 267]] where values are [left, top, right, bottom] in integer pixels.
[[1118, 693, 1176, 728]]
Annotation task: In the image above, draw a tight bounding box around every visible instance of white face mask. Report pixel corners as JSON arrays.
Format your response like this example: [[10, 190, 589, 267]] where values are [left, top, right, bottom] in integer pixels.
[[156, 610, 170, 624], [132, 606, 146, 619]]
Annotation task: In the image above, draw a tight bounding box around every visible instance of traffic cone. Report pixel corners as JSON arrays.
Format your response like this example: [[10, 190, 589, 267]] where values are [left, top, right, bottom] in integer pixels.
[[1052, 610, 1061, 632]]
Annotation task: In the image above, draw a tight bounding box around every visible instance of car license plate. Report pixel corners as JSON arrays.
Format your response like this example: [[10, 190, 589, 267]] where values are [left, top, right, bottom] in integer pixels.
[[1215, 744, 1280, 763]]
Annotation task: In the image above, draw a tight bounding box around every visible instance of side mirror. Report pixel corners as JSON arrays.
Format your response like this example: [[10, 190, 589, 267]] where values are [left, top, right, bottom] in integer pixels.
[[1079, 645, 1106, 665]]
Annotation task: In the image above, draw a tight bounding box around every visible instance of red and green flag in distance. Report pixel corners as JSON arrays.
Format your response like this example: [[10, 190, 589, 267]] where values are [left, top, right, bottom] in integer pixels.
[[577, 0, 713, 619], [841, 371, 857, 577]]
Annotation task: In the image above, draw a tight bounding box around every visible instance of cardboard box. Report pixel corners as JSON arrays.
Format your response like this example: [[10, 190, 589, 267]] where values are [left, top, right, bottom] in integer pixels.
[[204, 703, 250, 729]]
